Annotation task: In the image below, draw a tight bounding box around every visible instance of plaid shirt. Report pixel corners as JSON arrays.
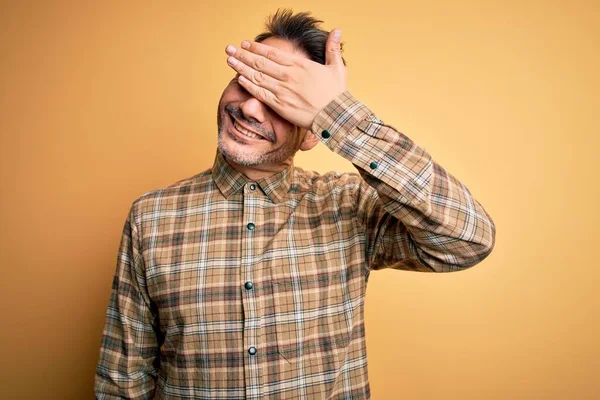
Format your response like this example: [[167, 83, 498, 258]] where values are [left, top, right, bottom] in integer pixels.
[[95, 91, 496, 399]]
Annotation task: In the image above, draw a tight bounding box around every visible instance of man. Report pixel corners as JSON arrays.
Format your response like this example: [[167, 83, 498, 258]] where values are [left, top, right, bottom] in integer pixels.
[[95, 9, 496, 400]]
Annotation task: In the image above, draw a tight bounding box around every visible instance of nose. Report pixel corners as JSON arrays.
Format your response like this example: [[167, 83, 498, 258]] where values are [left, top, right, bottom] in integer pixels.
[[239, 96, 267, 125]]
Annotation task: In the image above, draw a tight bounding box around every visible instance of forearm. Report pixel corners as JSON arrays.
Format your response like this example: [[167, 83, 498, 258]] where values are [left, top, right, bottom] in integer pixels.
[[311, 91, 496, 271]]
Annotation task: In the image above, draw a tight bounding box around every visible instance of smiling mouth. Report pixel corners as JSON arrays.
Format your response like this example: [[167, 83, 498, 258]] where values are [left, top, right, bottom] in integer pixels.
[[229, 114, 270, 142]]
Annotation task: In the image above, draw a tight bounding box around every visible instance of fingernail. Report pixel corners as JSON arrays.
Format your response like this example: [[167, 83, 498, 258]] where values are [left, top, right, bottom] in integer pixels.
[[226, 45, 236, 55], [334, 30, 341, 41], [227, 56, 238, 66], [241, 40, 250, 49]]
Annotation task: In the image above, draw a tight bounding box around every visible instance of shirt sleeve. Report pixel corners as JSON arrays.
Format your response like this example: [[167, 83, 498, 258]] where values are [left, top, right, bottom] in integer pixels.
[[311, 91, 496, 272], [95, 204, 160, 399]]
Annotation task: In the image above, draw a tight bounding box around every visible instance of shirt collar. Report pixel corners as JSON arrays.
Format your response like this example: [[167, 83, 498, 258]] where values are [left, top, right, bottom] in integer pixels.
[[212, 149, 294, 204]]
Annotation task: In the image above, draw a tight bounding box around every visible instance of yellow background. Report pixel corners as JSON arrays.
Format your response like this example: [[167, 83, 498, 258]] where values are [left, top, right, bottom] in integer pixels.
[[1, 1, 598, 398]]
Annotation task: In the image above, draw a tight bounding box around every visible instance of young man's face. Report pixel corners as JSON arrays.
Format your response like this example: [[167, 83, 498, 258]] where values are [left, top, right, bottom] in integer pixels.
[[216, 37, 311, 167]]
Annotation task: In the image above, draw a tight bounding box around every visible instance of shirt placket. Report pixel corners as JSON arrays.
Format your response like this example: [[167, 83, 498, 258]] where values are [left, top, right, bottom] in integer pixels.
[[241, 181, 263, 399]]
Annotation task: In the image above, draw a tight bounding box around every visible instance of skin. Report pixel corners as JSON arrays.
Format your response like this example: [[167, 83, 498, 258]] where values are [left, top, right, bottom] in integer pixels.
[[217, 30, 347, 180]]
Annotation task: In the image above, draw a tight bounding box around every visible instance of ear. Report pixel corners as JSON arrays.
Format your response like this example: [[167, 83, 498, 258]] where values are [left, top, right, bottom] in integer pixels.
[[299, 130, 320, 151]]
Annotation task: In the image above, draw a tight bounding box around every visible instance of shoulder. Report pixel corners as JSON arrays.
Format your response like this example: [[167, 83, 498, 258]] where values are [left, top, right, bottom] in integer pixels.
[[130, 168, 214, 219]]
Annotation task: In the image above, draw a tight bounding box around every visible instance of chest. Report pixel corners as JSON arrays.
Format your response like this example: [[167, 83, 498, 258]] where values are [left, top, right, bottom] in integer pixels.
[[141, 193, 367, 326]]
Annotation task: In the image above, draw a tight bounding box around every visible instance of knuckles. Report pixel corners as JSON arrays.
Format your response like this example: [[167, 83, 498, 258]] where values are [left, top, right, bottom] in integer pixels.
[[266, 49, 279, 61], [257, 87, 268, 102], [253, 70, 265, 84], [279, 68, 289, 81], [254, 57, 265, 70]]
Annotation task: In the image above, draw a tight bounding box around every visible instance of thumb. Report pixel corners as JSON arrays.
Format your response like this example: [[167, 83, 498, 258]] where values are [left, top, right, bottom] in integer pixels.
[[325, 29, 343, 66]]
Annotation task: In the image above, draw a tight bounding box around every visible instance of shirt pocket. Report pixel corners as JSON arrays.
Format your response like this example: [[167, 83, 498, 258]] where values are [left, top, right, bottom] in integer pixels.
[[270, 264, 353, 365]]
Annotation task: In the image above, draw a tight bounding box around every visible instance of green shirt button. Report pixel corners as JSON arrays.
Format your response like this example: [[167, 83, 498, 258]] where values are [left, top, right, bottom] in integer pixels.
[[247, 223, 255, 231], [369, 162, 379, 170], [321, 130, 331, 139]]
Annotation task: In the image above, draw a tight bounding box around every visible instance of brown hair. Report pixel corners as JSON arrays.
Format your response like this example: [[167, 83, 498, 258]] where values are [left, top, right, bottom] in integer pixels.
[[254, 8, 347, 66]]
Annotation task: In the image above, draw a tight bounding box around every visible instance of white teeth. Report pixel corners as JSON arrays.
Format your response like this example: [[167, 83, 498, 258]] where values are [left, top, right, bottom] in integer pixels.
[[234, 120, 263, 140]]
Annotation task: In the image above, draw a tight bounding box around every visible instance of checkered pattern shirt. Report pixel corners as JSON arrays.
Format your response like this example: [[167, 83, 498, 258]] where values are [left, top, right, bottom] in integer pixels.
[[95, 91, 496, 399]]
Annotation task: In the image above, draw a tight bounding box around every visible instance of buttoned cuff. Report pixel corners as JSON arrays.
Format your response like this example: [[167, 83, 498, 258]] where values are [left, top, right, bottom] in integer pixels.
[[311, 91, 373, 151], [310, 90, 387, 178], [310, 90, 433, 209]]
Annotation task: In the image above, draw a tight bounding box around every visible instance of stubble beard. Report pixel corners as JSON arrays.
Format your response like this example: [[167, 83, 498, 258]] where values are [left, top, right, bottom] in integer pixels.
[[216, 105, 301, 167]]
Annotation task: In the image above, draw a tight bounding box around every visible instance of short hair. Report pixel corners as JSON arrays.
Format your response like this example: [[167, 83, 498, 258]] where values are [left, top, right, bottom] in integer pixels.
[[254, 9, 347, 66]]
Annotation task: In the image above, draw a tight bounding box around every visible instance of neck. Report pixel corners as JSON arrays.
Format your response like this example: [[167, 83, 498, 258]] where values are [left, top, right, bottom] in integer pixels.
[[224, 157, 293, 181]]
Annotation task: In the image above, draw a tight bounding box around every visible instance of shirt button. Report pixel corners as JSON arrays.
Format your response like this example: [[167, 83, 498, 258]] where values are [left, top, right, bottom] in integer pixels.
[[369, 161, 379, 170], [247, 223, 255, 231], [244, 281, 253, 290], [248, 346, 257, 355], [250, 184, 256, 190], [321, 130, 331, 139]]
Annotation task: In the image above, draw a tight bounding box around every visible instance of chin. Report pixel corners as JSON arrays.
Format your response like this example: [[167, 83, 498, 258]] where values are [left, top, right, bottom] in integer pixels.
[[218, 135, 263, 166]]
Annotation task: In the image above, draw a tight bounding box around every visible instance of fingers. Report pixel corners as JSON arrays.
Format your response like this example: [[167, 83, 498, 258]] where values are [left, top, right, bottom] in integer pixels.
[[225, 44, 288, 81], [240, 41, 296, 67], [236, 75, 278, 107], [227, 53, 280, 94], [325, 29, 343, 66]]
